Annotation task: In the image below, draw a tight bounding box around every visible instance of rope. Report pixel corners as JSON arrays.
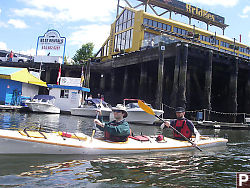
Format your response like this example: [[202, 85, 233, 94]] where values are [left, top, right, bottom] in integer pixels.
[[161, 103, 249, 117]]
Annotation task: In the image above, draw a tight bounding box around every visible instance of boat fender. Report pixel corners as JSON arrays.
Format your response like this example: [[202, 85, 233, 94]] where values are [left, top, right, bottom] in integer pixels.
[[156, 135, 164, 142]]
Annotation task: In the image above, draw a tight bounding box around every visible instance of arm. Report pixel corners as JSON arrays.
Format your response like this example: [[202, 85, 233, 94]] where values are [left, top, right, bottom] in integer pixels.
[[186, 120, 200, 143]]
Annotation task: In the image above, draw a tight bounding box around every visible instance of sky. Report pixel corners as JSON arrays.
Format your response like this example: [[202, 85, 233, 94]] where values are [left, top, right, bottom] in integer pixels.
[[0, 0, 249, 59]]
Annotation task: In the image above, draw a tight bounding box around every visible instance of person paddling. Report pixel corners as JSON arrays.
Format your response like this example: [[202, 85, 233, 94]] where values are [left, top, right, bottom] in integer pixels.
[[161, 107, 200, 144], [94, 104, 131, 142]]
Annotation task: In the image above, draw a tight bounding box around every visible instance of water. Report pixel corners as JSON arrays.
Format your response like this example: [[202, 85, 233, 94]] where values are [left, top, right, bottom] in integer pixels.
[[0, 111, 249, 187]]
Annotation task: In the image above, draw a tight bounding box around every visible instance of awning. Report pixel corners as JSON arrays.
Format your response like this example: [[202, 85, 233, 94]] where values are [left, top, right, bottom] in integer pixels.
[[47, 84, 90, 92], [0, 67, 47, 87]]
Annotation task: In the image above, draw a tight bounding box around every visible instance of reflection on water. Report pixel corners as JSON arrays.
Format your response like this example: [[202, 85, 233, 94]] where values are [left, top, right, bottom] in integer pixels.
[[0, 112, 249, 187]]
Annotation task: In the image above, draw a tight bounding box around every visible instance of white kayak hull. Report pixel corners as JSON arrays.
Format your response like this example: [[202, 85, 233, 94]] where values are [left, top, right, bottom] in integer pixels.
[[0, 129, 228, 155], [26, 102, 60, 114]]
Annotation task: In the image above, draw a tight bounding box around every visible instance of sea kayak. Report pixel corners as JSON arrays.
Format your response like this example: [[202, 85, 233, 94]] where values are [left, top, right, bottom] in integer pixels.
[[0, 129, 228, 155]]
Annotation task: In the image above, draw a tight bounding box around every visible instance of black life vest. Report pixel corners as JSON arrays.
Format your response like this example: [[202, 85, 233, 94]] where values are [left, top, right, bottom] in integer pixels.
[[173, 119, 192, 139]]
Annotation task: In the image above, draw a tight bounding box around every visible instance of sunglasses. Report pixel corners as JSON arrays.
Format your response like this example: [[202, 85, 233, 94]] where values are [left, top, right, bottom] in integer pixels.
[[113, 110, 123, 113]]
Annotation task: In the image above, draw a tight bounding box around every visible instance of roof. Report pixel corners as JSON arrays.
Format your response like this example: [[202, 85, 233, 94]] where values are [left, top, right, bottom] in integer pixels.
[[0, 67, 47, 87], [47, 84, 90, 92]]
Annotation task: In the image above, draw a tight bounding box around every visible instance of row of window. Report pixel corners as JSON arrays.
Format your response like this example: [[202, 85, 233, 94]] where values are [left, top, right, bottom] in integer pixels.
[[115, 9, 135, 33], [114, 29, 133, 52], [143, 17, 249, 55], [143, 18, 172, 31]]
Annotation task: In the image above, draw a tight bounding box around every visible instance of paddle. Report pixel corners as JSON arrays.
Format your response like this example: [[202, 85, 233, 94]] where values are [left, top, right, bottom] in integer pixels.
[[91, 111, 100, 141], [138, 100, 202, 152]]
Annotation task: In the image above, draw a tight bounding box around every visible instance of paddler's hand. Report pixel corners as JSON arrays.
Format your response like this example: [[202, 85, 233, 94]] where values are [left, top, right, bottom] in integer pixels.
[[160, 121, 170, 129], [96, 109, 102, 115], [94, 119, 103, 127]]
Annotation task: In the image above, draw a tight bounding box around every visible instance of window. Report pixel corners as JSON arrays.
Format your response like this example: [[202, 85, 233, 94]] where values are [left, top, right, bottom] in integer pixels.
[[143, 18, 148, 25], [60, 90, 69, 98], [114, 29, 133, 51], [162, 24, 167, 30], [167, 25, 172, 31], [153, 20, 157, 27], [158, 22, 162, 29], [115, 9, 135, 33], [148, 19, 153, 26]]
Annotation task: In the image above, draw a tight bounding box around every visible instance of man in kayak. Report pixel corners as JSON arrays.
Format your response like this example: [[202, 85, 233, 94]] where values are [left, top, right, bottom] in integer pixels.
[[161, 107, 200, 143], [94, 104, 131, 142]]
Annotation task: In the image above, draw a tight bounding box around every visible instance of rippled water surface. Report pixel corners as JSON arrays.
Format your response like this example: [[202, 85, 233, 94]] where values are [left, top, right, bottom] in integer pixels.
[[0, 111, 249, 187]]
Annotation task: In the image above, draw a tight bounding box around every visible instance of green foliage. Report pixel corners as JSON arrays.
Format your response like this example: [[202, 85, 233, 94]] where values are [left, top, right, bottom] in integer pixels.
[[73, 43, 94, 64]]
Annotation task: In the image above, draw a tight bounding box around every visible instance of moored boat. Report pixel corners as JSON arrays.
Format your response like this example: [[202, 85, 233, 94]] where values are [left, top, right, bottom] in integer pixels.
[[110, 99, 164, 124], [0, 129, 228, 155], [70, 98, 112, 117], [26, 95, 60, 114]]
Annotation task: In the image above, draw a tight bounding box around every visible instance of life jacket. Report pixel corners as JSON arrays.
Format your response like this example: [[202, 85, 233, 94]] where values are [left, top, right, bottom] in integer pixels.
[[104, 120, 131, 142], [173, 119, 192, 139]]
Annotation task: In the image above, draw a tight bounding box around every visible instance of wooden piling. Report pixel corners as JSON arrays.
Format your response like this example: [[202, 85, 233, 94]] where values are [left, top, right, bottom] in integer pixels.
[[170, 43, 181, 107], [246, 75, 250, 114], [139, 62, 147, 98], [204, 50, 213, 120], [122, 67, 128, 96], [155, 42, 165, 109], [177, 43, 188, 108], [229, 57, 238, 114], [110, 70, 115, 92]]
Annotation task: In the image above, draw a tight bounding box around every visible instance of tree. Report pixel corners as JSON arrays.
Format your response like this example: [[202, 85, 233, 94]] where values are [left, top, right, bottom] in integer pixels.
[[73, 43, 94, 64]]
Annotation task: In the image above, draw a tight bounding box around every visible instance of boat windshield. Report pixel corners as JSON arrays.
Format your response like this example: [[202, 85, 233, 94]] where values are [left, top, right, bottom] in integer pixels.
[[84, 98, 111, 108], [126, 102, 152, 109], [32, 95, 55, 103]]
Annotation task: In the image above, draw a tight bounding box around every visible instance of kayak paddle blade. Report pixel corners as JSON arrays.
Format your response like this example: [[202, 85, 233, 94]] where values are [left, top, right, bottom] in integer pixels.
[[138, 100, 155, 116]]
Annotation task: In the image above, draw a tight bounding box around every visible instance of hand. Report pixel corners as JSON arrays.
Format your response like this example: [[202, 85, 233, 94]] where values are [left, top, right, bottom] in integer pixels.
[[192, 143, 197, 147], [94, 119, 103, 127], [96, 109, 102, 115], [160, 121, 170, 129]]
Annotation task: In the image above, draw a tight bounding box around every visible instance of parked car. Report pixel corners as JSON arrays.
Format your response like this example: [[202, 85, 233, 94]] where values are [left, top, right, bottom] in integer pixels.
[[0, 53, 28, 63]]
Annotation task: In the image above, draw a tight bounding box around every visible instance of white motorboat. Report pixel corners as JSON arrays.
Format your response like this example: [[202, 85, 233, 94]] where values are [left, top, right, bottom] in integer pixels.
[[70, 98, 112, 117], [26, 95, 60, 114], [110, 99, 164, 124], [0, 129, 228, 155]]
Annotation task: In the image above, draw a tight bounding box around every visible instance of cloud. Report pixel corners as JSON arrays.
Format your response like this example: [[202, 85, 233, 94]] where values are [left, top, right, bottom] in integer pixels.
[[68, 24, 111, 52], [0, 21, 8, 28], [183, 0, 239, 7], [15, 0, 117, 22], [8, 19, 28, 29], [13, 8, 54, 19], [19, 48, 46, 56], [0, 8, 2, 15], [0, 42, 8, 50], [239, 6, 250, 18]]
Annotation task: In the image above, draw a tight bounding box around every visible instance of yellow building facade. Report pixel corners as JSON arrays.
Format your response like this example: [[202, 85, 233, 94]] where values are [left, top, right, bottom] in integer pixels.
[[96, 7, 250, 61]]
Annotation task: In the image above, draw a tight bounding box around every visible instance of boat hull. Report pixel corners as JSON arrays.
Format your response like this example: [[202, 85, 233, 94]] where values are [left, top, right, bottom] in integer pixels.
[[26, 102, 60, 114], [110, 109, 164, 124], [70, 107, 111, 117], [0, 129, 228, 155]]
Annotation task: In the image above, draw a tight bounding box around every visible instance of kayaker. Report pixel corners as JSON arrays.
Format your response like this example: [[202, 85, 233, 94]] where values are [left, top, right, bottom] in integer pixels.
[[94, 104, 131, 142], [161, 107, 200, 143]]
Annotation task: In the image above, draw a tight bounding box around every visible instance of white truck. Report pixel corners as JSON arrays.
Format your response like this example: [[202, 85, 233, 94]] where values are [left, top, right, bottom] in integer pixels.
[[0, 53, 28, 63]]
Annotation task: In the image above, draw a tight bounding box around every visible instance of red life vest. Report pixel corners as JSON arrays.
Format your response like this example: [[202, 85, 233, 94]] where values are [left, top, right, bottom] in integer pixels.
[[173, 119, 192, 139]]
